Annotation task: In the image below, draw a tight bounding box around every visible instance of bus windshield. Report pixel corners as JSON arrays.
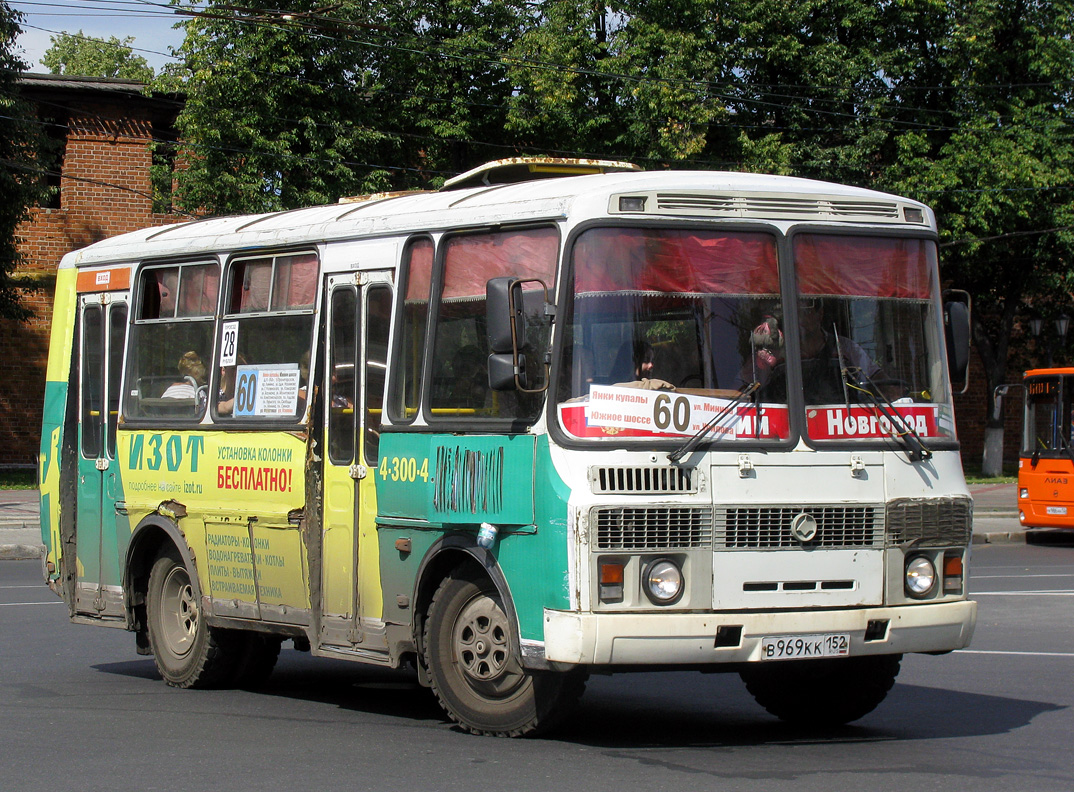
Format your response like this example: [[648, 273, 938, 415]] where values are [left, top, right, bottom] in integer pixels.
[[793, 234, 955, 444], [1025, 375, 1074, 458], [556, 226, 789, 442], [556, 228, 956, 444]]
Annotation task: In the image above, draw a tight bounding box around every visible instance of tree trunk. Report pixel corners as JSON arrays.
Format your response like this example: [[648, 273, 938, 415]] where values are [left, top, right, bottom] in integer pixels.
[[981, 425, 1005, 478], [974, 296, 1020, 478]]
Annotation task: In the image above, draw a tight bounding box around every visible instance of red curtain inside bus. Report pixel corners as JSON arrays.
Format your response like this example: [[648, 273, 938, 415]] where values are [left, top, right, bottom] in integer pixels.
[[441, 226, 559, 301], [177, 264, 220, 318], [572, 228, 779, 295], [794, 235, 934, 299], [272, 253, 318, 309], [405, 238, 435, 301]]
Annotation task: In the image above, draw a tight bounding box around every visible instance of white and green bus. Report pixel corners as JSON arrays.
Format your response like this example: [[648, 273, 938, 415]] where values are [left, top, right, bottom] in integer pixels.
[[39, 158, 976, 736]]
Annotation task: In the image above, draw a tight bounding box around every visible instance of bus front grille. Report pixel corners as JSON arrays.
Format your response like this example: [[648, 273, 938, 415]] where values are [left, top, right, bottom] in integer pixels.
[[594, 506, 713, 550], [886, 497, 973, 547], [714, 506, 883, 549], [590, 466, 697, 494]]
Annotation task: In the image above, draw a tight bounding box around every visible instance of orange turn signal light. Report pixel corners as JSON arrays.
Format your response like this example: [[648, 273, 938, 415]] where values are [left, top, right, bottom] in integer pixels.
[[600, 563, 624, 585]]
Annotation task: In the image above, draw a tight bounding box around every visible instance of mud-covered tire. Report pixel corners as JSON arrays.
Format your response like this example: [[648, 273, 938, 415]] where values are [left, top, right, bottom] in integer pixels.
[[146, 547, 239, 688], [740, 653, 902, 726], [231, 633, 282, 689], [424, 570, 586, 737]]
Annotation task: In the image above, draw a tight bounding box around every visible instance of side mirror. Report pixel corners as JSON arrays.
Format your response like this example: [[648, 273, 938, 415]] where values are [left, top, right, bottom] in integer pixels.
[[943, 290, 971, 394], [489, 353, 527, 391], [485, 276, 550, 393], [487, 277, 526, 354]]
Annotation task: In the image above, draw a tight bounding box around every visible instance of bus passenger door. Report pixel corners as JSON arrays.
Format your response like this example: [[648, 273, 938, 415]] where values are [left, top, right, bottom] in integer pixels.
[[320, 276, 391, 648], [75, 295, 128, 617]]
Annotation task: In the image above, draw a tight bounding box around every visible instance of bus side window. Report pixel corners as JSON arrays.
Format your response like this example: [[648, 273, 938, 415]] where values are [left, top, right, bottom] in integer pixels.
[[388, 237, 433, 424], [327, 287, 357, 463], [125, 263, 218, 421], [214, 252, 317, 422], [427, 226, 558, 423], [364, 285, 392, 464]]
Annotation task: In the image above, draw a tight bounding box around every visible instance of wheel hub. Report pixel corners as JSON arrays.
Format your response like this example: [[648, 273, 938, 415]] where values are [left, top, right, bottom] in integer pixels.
[[161, 566, 197, 658]]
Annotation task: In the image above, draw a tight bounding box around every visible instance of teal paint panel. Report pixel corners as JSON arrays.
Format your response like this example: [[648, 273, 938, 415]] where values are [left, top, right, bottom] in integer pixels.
[[378, 433, 536, 525], [495, 435, 571, 640], [38, 381, 68, 555], [376, 526, 439, 627]]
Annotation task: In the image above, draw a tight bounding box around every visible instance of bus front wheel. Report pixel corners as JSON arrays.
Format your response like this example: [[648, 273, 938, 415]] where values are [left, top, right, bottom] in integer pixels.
[[424, 570, 585, 737], [740, 653, 902, 726], [146, 547, 239, 688]]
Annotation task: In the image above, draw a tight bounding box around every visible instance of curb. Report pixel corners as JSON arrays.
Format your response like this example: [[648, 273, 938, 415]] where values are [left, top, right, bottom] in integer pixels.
[[972, 532, 1027, 545], [0, 544, 44, 561]]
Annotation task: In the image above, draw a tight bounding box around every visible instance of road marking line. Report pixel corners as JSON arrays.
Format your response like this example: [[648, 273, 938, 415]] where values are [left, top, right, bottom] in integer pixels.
[[0, 585, 50, 589], [973, 590, 1074, 595], [959, 649, 1074, 658], [973, 574, 1074, 579], [0, 601, 64, 607]]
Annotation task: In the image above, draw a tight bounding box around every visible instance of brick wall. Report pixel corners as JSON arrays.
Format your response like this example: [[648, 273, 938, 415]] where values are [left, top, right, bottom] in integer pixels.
[[0, 82, 182, 467], [952, 350, 1025, 476]]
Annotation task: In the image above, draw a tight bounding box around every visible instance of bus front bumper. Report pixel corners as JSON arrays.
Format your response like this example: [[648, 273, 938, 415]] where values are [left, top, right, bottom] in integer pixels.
[[539, 600, 976, 666]]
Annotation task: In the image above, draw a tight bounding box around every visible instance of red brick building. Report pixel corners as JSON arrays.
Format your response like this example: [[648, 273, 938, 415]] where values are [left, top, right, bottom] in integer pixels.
[[0, 74, 183, 468]]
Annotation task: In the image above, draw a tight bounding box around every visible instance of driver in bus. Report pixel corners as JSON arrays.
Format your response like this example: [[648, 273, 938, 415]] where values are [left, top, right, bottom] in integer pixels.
[[799, 300, 889, 403]]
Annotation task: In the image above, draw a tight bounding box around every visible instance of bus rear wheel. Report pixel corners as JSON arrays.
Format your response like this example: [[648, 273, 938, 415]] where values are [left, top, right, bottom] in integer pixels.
[[740, 653, 902, 726], [146, 547, 239, 688], [424, 570, 585, 737]]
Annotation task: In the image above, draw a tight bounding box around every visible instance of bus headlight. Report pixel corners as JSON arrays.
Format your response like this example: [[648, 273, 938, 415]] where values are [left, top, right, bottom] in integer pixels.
[[905, 555, 937, 598], [643, 559, 683, 605]]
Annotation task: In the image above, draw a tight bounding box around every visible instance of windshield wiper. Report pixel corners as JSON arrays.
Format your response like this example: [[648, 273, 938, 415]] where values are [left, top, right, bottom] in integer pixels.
[[845, 367, 932, 462], [668, 382, 760, 463]]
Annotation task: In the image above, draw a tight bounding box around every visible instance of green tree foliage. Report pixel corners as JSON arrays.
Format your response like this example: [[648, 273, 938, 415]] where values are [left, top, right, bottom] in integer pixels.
[[163, 0, 534, 213], [881, 0, 1074, 474], [41, 30, 155, 82], [162, 0, 1074, 472], [0, 2, 46, 321]]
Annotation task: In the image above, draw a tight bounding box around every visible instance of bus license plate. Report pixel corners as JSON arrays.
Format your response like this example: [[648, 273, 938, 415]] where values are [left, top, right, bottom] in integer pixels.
[[1047, 506, 1068, 515], [761, 633, 850, 661]]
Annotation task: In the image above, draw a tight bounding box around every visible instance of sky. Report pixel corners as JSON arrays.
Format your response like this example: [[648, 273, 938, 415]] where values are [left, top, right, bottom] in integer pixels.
[[11, 0, 186, 74]]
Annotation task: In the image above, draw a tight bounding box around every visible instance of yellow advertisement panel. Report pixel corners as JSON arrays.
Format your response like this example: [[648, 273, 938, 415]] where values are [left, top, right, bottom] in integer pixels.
[[119, 429, 309, 610]]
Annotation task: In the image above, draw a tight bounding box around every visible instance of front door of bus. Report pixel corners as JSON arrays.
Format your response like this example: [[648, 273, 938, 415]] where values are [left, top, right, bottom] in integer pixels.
[[320, 276, 392, 647], [75, 295, 128, 617]]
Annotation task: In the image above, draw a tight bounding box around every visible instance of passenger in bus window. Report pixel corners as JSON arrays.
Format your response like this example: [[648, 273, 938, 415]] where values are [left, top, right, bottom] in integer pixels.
[[297, 350, 311, 411], [609, 340, 672, 389], [217, 354, 247, 416], [738, 314, 784, 390], [161, 351, 207, 403]]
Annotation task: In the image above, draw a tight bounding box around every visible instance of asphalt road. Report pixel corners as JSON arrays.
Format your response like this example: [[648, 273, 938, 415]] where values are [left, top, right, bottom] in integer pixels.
[[4, 543, 1074, 792]]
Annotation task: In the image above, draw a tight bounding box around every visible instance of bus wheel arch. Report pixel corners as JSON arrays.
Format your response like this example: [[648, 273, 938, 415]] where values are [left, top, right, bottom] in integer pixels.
[[124, 516, 200, 653], [415, 542, 584, 737], [411, 539, 519, 671]]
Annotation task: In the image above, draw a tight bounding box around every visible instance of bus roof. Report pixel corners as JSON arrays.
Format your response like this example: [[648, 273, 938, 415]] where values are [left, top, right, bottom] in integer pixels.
[[60, 168, 934, 270], [1025, 367, 1074, 378]]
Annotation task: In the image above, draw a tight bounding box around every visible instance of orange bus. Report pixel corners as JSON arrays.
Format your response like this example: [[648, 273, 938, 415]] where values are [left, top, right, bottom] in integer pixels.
[[1017, 367, 1074, 528]]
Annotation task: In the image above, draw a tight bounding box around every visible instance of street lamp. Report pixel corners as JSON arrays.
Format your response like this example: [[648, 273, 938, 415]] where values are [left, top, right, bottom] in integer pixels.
[[1029, 315, 1071, 366]]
